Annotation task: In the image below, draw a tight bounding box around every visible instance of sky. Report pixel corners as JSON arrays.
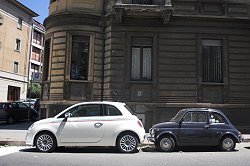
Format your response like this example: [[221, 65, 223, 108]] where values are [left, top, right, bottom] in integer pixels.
[[17, 0, 50, 23]]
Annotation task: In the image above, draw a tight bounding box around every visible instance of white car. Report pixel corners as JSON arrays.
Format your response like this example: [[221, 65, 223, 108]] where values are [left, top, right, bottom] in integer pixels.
[[26, 101, 145, 153]]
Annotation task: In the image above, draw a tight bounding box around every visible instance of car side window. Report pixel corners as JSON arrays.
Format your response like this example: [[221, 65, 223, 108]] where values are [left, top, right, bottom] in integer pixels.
[[209, 112, 226, 124], [10, 103, 18, 109], [183, 112, 207, 123], [104, 105, 122, 116], [61, 104, 103, 118], [18, 102, 28, 109]]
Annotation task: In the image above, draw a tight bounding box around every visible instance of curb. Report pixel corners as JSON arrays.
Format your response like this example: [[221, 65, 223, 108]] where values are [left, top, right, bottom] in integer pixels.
[[0, 141, 26, 146]]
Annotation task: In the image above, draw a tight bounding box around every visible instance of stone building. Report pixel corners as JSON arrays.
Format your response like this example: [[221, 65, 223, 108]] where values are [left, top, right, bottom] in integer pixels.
[[42, 0, 250, 131], [0, 0, 38, 101]]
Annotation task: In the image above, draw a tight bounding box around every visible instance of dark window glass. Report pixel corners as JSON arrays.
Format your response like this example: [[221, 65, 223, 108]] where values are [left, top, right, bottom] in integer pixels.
[[131, 37, 152, 81], [183, 112, 207, 123], [60, 104, 102, 118], [71, 36, 89, 80], [14, 61, 19, 73], [209, 112, 227, 124], [43, 39, 50, 81], [104, 105, 122, 116], [15, 39, 21, 51], [132, 0, 153, 4], [18, 102, 28, 109], [202, 40, 223, 83]]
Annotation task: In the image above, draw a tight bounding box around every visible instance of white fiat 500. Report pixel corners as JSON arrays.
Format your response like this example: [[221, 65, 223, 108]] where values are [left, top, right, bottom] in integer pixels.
[[26, 101, 145, 153]]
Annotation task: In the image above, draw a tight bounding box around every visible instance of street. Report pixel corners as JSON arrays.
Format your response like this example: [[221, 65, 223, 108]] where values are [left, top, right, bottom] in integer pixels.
[[0, 143, 250, 166]]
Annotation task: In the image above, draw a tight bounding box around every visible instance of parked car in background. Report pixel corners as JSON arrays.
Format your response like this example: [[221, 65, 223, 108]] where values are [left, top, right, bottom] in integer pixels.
[[0, 101, 38, 124], [26, 101, 145, 153], [148, 108, 243, 152], [18, 98, 38, 109]]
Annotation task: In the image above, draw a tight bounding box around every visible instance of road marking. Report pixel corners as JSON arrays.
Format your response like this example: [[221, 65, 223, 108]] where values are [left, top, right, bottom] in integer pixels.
[[0, 146, 27, 157]]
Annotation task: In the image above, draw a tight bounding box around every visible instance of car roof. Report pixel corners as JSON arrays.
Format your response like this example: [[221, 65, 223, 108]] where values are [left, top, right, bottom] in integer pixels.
[[183, 108, 224, 114]]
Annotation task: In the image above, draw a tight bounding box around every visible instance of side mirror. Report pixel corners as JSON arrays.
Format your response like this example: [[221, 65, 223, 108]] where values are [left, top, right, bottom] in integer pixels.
[[65, 112, 72, 119]]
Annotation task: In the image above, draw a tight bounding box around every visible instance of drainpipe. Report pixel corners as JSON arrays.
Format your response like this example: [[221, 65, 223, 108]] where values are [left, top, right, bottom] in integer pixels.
[[101, 15, 105, 101]]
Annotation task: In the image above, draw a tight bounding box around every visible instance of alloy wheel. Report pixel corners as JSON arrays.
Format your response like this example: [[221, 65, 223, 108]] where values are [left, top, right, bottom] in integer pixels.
[[36, 133, 56, 152], [118, 134, 138, 153]]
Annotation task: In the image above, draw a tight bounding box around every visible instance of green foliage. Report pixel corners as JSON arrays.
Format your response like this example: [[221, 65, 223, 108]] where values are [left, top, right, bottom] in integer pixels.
[[27, 82, 41, 98]]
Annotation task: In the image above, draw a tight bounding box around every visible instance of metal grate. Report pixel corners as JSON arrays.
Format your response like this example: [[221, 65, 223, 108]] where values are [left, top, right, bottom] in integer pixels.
[[202, 40, 223, 83]]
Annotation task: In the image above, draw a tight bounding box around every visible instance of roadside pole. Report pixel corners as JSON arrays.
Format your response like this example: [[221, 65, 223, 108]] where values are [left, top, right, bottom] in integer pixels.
[[27, 77, 33, 122]]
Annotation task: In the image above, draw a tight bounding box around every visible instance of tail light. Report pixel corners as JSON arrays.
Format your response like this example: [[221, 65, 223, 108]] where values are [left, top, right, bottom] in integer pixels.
[[137, 120, 143, 128]]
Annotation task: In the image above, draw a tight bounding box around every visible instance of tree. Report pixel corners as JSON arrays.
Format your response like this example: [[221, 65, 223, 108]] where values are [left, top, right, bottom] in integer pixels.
[[27, 82, 41, 98]]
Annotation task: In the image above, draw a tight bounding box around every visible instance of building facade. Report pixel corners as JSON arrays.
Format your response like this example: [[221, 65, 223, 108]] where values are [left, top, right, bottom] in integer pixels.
[[43, 0, 250, 131], [29, 20, 45, 82], [0, 0, 38, 102]]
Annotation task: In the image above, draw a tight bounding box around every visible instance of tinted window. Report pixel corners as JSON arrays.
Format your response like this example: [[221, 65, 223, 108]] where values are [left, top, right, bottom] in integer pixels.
[[9, 103, 18, 109], [61, 104, 102, 118], [18, 103, 28, 109], [209, 112, 227, 124], [0, 104, 5, 109], [104, 105, 122, 116], [183, 112, 207, 123]]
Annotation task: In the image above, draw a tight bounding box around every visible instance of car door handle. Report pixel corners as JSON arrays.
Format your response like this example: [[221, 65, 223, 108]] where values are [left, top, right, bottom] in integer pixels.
[[94, 122, 103, 128]]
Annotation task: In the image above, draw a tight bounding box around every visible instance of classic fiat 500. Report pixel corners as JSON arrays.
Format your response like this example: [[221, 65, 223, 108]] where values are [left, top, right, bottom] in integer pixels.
[[148, 108, 243, 152]]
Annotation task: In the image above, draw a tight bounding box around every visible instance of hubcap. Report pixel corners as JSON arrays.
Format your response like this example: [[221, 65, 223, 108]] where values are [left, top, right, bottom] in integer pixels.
[[37, 134, 53, 152], [223, 138, 234, 150], [120, 135, 137, 152], [160, 138, 172, 150]]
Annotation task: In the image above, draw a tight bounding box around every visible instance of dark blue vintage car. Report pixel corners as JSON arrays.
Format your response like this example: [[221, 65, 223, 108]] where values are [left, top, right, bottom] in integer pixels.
[[148, 108, 243, 152]]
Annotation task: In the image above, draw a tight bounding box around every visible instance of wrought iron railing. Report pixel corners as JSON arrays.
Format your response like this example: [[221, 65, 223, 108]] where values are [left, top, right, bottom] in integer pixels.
[[122, 0, 166, 5]]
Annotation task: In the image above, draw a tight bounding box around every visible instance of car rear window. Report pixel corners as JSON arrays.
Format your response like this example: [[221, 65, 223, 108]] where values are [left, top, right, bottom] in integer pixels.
[[0, 103, 5, 109]]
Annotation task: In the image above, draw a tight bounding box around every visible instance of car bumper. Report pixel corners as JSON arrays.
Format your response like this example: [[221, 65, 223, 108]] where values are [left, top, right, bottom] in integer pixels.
[[25, 128, 36, 146]]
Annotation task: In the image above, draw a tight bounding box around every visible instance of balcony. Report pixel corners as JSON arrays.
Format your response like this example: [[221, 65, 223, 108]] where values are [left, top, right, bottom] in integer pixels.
[[113, 0, 173, 24], [122, 0, 166, 5]]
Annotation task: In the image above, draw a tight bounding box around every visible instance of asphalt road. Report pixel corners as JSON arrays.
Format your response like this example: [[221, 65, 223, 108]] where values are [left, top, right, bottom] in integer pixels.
[[0, 143, 250, 166]]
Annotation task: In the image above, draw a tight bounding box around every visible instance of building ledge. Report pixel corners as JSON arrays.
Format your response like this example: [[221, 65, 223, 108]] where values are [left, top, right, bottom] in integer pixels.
[[113, 3, 173, 24]]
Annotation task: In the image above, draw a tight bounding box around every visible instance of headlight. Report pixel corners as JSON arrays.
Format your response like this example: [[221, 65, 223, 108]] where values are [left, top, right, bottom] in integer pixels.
[[149, 128, 155, 135]]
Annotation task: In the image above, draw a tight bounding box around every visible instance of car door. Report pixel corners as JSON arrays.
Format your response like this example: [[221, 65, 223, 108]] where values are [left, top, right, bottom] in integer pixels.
[[0, 103, 7, 120], [17, 102, 29, 120], [206, 112, 229, 145], [59, 104, 105, 143], [178, 112, 210, 145]]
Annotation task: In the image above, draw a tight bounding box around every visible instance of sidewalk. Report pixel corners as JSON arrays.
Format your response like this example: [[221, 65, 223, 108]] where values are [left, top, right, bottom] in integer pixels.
[[0, 122, 250, 146]]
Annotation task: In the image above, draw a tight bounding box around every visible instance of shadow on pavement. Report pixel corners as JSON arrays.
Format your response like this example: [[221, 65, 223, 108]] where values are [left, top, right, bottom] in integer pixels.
[[141, 146, 239, 153], [244, 147, 250, 150], [0, 122, 34, 130], [20, 147, 137, 154]]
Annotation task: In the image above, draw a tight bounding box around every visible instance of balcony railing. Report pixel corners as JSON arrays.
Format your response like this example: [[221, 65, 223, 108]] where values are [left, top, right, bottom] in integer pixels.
[[122, 0, 168, 5]]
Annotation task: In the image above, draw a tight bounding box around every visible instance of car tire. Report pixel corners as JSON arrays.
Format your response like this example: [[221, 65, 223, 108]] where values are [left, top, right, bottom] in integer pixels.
[[117, 132, 138, 153], [35, 132, 57, 153], [219, 136, 236, 151], [7, 116, 14, 124], [157, 136, 176, 152]]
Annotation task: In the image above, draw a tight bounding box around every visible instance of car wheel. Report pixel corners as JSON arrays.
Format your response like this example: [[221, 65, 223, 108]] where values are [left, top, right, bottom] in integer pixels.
[[35, 132, 57, 153], [117, 133, 138, 153], [220, 136, 236, 151], [157, 136, 176, 152], [7, 116, 14, 124]]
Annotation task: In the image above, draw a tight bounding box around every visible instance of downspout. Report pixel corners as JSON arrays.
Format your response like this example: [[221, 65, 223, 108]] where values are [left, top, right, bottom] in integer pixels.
[[101, 15, 105, 101]]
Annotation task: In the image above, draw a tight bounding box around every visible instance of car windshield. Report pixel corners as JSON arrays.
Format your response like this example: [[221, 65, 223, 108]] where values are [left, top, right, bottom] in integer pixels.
[[170, 109, 186, 122]]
